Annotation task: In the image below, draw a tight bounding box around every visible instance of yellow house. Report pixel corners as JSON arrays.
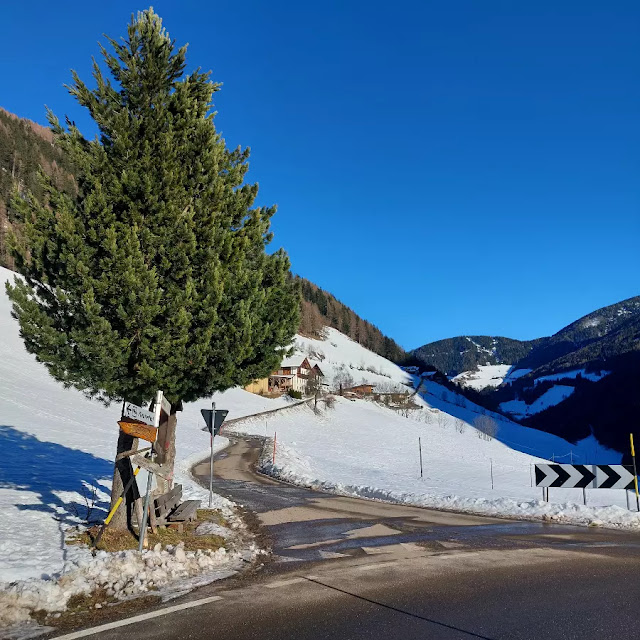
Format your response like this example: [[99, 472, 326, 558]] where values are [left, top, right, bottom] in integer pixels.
[[244, 377, 270, 395]]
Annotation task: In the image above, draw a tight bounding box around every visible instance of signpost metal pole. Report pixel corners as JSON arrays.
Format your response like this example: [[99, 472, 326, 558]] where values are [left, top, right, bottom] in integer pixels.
[[418, 437, 423, 480], [209, 401, 216, 508], [138, 390, 163, 553], [490, 458, 494, 490], [631, 433, 639, 511]]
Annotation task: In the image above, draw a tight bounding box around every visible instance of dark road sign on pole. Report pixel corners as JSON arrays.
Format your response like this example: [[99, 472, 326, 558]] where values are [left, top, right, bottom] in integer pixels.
[[200, 409, 229, 435], [535, 464, 636, 490]]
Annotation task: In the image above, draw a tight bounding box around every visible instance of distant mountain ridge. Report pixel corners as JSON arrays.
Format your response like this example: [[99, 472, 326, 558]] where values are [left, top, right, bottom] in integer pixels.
[[412, 335, 538, 377], [412, 296, 640, 454], [413, 295, 640, 378]]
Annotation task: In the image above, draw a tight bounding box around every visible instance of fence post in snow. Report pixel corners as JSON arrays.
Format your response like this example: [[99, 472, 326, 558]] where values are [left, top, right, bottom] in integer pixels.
[[419, 437, 423, 480], [529, 464, 533, 488]]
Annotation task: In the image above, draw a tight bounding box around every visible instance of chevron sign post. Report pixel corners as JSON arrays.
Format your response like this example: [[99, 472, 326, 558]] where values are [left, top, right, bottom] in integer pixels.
[[535, 464, 636, 490]]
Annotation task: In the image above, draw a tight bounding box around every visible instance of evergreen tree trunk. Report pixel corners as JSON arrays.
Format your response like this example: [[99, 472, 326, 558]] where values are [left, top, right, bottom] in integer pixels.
[[155, 412, 177, 495], [110, 428, 141, 531]]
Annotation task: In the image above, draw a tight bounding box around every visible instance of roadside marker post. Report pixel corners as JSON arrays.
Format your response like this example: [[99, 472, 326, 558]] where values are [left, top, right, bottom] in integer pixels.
[[490, 458, 494, 490], [209, 402, 215, 508], [273, 431, 277, 465], [418, 437, 423, 480], [631, 434, 639, 511]]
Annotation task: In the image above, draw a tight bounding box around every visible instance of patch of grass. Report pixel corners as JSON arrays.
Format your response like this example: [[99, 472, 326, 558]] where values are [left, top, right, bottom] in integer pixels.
[[68, 509, 228, 553], [43, 593, 161, 632]]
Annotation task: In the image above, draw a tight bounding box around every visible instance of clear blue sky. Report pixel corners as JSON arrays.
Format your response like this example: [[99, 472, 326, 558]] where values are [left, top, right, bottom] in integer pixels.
[[1, 1, 638, 349]]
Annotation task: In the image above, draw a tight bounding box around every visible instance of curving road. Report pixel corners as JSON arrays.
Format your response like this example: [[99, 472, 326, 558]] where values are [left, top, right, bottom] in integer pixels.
[[54, 437, 640, 640]]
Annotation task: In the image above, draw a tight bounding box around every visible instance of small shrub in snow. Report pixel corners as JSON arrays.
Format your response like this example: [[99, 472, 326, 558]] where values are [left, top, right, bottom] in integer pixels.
[[454, 418, 466, 434], [288, 389, 303, 400], [474, 415, 498, 441]]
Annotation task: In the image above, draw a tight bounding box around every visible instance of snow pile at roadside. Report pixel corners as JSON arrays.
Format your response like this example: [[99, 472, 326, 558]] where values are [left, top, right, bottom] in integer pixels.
[[0, 541, 264, 627]]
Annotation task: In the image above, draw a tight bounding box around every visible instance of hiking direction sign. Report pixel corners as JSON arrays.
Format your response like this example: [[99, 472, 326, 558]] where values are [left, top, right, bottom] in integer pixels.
[[200, 409, 229, 435], [535, 464, 636, 490], [123, 401, 155, 426]]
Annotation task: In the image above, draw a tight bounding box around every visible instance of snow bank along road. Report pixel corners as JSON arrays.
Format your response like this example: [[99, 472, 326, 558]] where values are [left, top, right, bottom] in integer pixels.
[[51, 438, 640, 640]]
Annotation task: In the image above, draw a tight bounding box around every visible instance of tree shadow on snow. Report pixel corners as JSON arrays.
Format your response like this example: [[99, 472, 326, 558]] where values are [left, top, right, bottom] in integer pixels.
[[0, 425, 113, 525]]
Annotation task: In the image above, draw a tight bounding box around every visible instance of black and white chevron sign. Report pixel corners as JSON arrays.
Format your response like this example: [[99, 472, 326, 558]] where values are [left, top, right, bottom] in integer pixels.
[[535, 464, 636, 490]]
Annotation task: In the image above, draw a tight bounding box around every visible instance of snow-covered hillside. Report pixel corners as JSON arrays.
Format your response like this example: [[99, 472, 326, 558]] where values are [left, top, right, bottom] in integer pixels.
[[452, 364, 512, 389], [294, 328, 412, 389]]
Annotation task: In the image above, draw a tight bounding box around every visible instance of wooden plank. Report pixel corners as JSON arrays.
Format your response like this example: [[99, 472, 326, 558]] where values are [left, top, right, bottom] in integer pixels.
[[168, 500, 200, 522], [131, 455, 172, 480], [118, 421, 157, 443], [115, 446, 151, 461], [123, 402, 155, 426]]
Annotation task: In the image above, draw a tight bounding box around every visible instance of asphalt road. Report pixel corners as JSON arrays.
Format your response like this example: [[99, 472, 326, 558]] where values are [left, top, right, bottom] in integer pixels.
[[53, 437, 640, 640]]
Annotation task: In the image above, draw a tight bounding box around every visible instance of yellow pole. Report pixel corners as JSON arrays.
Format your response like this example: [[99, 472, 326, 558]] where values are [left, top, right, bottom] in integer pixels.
[[631, 434, 639, 511], [103, 466, 141, 525]]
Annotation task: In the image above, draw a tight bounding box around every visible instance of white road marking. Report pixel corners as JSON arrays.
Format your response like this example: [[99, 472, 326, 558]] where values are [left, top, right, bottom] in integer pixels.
[[265, 577, 307, 588], [357, 561, 398, 571], [52, 596, 223, 640]]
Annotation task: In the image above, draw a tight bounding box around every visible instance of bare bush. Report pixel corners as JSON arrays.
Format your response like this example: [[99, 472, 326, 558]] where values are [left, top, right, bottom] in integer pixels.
[[454, 418, 466, 434], [322, 394, 336, 409], [69, 482, 100, 524], [436, 412, 447, 429], [474, 415, 498, 441]]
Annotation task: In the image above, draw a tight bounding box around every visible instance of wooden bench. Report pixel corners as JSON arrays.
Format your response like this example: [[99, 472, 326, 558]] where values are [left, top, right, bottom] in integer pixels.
[[152, 484, 200, 530]]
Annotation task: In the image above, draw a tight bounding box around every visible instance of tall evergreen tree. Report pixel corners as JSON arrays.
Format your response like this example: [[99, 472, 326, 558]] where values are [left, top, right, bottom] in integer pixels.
[[6, 9, 299, 529]]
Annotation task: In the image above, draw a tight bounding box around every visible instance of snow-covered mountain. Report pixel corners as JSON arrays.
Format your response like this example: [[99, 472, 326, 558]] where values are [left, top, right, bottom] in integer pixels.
[[411, 296, 640, 454]]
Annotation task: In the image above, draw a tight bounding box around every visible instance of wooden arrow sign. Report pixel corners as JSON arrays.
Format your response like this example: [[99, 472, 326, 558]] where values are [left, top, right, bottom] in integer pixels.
[[118, 420, 158, 443], [131, 455, 173, 480], [535, 464, 635, 490]]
